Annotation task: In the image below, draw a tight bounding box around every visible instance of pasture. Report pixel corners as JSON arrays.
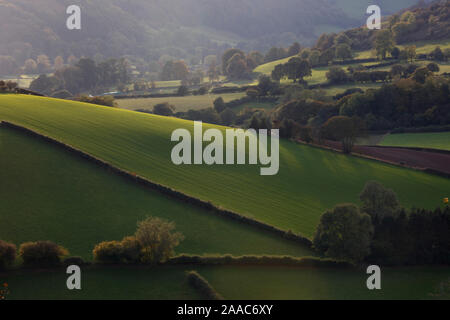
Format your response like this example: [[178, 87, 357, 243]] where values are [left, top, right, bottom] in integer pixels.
[[1, 95, 449, 238], [2, 265, 449, 300], [117, 92, 246, 112], [379, 132, 450, 151], [0, 126, 313, 259]]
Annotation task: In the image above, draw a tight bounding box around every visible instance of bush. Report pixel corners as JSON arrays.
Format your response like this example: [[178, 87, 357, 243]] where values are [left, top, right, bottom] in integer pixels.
[[51, 89, 73, 99], [0, 240, 16, 270], [153, 102, 175, 116], [76, 95, 117, 107], [177, 85, 189, 96], [19, 241, 68, 267], [186, 271, 224, 300], [135, 217, 184, 265], [92, 240, 123, 264]]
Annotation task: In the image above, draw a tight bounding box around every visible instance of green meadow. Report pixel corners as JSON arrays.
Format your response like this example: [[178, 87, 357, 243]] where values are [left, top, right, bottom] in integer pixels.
[[379, 132, 450, 151], [0, 126, 313, 259], [117, 92, 246, 112], [1, 95, 449, 238], [2, 265, 449, 300]]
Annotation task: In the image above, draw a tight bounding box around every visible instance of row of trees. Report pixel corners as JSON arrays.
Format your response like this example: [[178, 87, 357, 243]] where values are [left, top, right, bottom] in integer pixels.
[[0, 216, 183, 270], [29, 57, 129, 96], [314, 181, 450, 265]]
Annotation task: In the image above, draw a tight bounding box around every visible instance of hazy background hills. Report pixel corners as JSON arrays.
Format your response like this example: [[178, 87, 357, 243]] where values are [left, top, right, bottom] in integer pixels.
[[0, 0, 425, 67]]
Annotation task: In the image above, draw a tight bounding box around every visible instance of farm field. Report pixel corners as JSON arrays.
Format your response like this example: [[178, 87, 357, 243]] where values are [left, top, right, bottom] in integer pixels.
[[1, 266, 202, 300], [379, 132, 450, 151], [356, 40, 450, 59], [198, 265, 450, 300], [0, 126, 313, 259], [1, 94, 449, 238], [2, 265, 449, 300], [117, 92, 246, 112]]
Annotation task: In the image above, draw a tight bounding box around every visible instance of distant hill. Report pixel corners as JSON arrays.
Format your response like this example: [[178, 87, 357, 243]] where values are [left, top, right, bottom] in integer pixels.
[[0, 0, 422, 69]]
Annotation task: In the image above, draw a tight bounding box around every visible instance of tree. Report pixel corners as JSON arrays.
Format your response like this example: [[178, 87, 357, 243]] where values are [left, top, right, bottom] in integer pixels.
[[334, 33, 352, 46], [359, 181, 399, 222], [24, 59, 37, 74], [430, 47, 445, 61], [222, 48, 245, 74], [335, 43, 353, 61], [405, 45, 416, 62], [271, 64, 285, 82], [37, 54, 52, 73], [411, 67, 432, 84], [313, 204, 373, 262], [257, 75, 277, 96], [0, 240, 16, 270], [288, 42, 301, 56], [319, 47, 335, 65], [374, 30, 395, 60], [153, 103, 175, 116], [321, 116, 365, 153], [177, 85, 189, 96], [286, 57, 311, 84], [135, 217, 184, 264], [54, 56, 65, 71], [427, 62, 440, 73], [226, 53, 249, 79], [326, 66, 349, 84], [213, 97, 226, 113]]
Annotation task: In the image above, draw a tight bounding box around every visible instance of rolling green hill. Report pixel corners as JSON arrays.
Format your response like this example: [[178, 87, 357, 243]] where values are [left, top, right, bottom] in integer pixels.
[[0, 125, 312, 259], [379, 132, 450, 151], [1, 94, 449, 238]]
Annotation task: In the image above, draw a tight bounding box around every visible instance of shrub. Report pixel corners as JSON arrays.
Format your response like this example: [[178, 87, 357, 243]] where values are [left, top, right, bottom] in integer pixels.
[[177, 85, 189, 96], [76, 95, 116, 107], [186, 271, 224, 300], [92, 240, 123, 264], [19, 241, 68, 267], [0, 240, 16, 270], [51, 89, 73, 99], [120, 236, 141, 263], [135, 217, 184, 265], [153, 102, 175, 116]]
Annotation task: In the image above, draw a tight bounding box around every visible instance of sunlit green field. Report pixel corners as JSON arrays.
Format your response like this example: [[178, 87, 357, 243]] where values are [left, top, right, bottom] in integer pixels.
[[2, 265, 448, 300], [0, 126, 313, 259], [117, 92, 246, 112], [1, 95, 449, 238], [380, 132, 450, 151]]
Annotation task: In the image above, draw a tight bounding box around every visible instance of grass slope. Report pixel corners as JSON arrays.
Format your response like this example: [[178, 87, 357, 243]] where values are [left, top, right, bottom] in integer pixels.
[[0, 126, 313, 259], [379, 132, 450, 151], [1, 266, 201, 300], [1, 94, 449, 238], [117, 92, 246, 112], [198, 265, 450, 300]]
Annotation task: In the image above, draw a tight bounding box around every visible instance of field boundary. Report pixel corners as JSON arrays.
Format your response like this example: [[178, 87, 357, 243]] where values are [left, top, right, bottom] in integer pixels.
[[0, 121, 313, 247], [295, 139, 450, 179]]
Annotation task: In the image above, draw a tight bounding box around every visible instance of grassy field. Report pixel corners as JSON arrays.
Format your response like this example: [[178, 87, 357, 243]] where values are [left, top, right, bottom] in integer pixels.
[[117, 92, 246, 112], [379, 132, 450, 151], [356, 40, 450, 59], [2, 265, 449, 300], [0, 126, 313, 259], [1, 266, 202, 300], [1, 95, 449, 238], [198, 265, 450, 300]]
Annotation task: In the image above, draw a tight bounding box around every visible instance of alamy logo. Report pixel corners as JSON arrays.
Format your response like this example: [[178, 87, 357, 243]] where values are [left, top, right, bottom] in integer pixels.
[[66, 5, 81, 30], [171, 121, 279, 175], [367, 5, 381, 30]]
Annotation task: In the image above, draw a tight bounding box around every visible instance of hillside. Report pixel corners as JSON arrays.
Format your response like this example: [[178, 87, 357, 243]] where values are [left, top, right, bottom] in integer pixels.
[[0, 0, 421, 72], [1, 94, 449, 238], [0, 125, 312, 259]]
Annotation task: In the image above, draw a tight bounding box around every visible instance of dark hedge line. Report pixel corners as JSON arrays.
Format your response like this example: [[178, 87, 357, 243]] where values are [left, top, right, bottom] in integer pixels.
[[391, 125, 450, 134], [186, 271, 224, 300], [167, 255, 352, 268], [224, 96, 279, 109], [0, 121, 313, 248]]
